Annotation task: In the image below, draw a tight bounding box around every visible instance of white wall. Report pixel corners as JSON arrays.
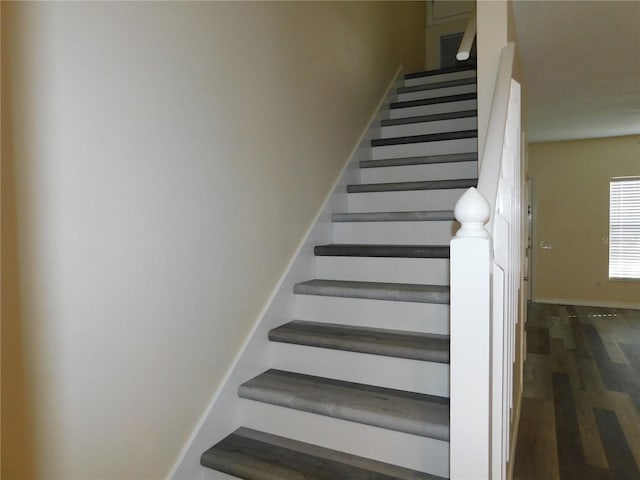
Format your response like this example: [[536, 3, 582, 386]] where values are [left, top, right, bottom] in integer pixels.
[[0, 2, 425, 478]]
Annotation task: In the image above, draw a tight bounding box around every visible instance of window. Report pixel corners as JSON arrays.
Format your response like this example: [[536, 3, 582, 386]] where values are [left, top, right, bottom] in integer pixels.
[[609, 176, 640, 280]]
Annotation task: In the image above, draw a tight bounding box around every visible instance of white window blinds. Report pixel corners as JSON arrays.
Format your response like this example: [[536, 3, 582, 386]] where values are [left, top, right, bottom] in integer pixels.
[[609, 176, 640, 280]]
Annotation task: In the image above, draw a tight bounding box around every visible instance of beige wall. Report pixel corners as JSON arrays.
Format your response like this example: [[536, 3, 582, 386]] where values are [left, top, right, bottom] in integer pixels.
[[1, 2, 425, 478], [530, 135, 640, 307]]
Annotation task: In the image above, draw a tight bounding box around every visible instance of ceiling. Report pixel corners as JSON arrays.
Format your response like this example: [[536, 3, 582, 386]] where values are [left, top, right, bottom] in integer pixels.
[[512, 0, 640, 143]]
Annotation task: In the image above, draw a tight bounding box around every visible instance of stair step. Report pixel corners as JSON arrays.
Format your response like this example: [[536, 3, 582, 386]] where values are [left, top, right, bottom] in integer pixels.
[[381, 109, 477, 127], [316, 256, 448, 285], [294, 279, 449, 304], [347, 178, 476, 193], [331, 213, 458, 246], [388, 98, 477, 120], [314, 244, 449, 258], [371, 130, 476, 148], [296, 295, 449, 335], [397, 76, 476, 94], [332, 210, 455, 222], [272, 340, 449, 397], [361, 152, 477, 169], [371, 136, 476, 161], [202, 427, 446, 480], [380, 116, 476, 140], [238, 370, 450, 440], [269, 320, 449, 363], [348, 189, 466, 212], [404, 64, 476, 80], [390, 93, 476, 111], [396, 83, 476, 103], [241, 403, 450, 477], [403, 68, 476, 89], [332, 221, 457, 249], [361, 160, 477, 185]]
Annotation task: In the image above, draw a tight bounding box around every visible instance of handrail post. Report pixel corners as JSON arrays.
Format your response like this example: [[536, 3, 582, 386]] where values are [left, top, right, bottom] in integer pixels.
[[450, 187, 492, 479]]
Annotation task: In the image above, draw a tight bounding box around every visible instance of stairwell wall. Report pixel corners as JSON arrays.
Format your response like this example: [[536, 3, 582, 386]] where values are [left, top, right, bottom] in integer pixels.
[[0, 2, 425, 478]]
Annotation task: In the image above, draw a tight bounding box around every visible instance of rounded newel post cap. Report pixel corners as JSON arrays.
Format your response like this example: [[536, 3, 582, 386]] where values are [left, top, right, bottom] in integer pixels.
[[454, 187, 490, 238]]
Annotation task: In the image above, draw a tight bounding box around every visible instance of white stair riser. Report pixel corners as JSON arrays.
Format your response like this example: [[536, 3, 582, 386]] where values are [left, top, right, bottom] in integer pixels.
[[389, 99, 477, 119], [270, 343, 449, 397], [241, 400, 450, 478], [379, 116, 477, 139], [333, 221, 459, 245], [403, 69, 476, 88], [348, 189, 467, 213], [361, 161, 478, 183], [316, 257, 449, 285], [396, 83, 476, 103], [295, 295, 450, 335], [371, 137, 477, 161]]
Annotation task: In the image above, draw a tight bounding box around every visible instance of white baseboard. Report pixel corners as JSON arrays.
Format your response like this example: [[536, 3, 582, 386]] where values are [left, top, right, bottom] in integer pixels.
[[167, 65, 406, 480], [532, 297, 640, 311]]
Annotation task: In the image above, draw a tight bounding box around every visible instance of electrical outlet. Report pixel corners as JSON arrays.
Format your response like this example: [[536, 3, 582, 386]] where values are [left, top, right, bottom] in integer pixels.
[[539, 241, 554, 250]]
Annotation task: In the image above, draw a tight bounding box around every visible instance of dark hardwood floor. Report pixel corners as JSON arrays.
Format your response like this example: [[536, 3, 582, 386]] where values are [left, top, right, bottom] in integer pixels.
[[513, 303, 640, 480]]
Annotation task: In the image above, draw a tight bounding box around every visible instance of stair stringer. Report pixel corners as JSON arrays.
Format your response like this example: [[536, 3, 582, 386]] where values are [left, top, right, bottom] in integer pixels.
[[168, 65, 405, 480]]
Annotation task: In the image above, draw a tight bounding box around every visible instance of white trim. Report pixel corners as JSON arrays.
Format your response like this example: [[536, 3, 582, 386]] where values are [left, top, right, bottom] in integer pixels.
[[449, 234, 491, 479], [532, 297, 640, 311], [167, 65, 406, 480], [506, 387, 523, 480], [450, 45, 518, 480], [476, 43, 515, 231]]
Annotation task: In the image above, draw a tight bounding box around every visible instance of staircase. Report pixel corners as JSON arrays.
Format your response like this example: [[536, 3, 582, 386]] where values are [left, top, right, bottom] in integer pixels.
[[200, 64, 478, 480]]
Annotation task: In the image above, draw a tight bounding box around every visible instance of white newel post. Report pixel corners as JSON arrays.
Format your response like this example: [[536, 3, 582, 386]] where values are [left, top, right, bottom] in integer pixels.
[[450, 187, 492, 480]]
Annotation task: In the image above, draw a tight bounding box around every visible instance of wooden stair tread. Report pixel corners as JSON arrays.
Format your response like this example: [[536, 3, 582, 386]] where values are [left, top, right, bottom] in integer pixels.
[[332, 210, 456, 222], [201, 427, 447, 480], [397, 76, 476, 94], [293, 279, 449, 304], [347, 178, 477, 194], [314, 244, 449, 258], [371, 130, 477, 147], [404, 64, 476, 79], [238, 370, 450, 440], [269, 320, 449, 362], [380, 109, 477, 127], [390, 92, 476, 110], [360, 152, 477, 169]]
